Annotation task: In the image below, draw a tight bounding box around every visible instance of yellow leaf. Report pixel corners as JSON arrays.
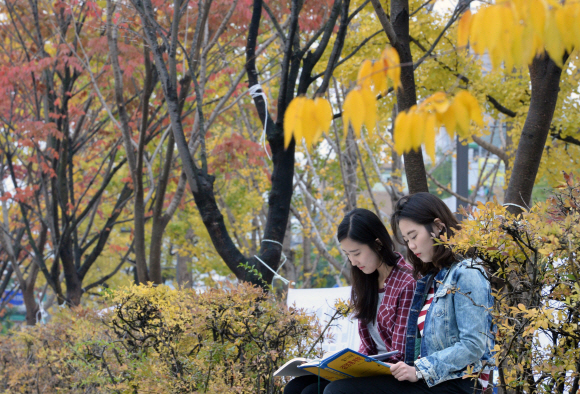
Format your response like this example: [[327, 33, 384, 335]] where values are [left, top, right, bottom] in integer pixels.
[[456, 91, 483, 126], [427, 92, 450, 113], [342, 89, 366, 139], [438, 105, 456, 140], [360, 88, 377, 135], [469, 9, 486, 55], [452, 98, 470, 138], [484, 6, 502, 52], [573, 5, 580, 51], [424, 115, 437, 163], [408, 110, 425, 150], [357, 60, 373, 90], [457, 10, 472, 49], [488, 46, 502, 70], [544, 9, 564, 66], [394, 111, 411, 154], [283, 97, 305, 149], [555, 6, 575, 52], [312, 98, 333, 144], [529, 0, 546, 37], [371, 60, 388, 94], [510, 22, 526, 67], [301, 99, 318, 148], [382, 46, 401, 91], [498, 6, 515, 69]]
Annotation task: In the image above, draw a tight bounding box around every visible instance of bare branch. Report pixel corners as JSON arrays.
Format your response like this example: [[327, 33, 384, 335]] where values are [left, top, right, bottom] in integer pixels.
[[426, 171, 471, 205], [486, 95, 517, 118], [369, 0, 397, 46], [413, 2, 467, 69], [472, 135, 509, 164]]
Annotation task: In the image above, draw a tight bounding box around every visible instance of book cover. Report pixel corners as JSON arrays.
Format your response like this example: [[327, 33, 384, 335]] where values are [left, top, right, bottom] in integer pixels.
[[274, 348, 396, 381]]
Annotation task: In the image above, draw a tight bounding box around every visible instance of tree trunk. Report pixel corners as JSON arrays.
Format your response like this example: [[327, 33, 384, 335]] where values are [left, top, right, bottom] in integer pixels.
[[281, 217, 297, 287], [176, 230, 195, 289], [504, 54, 566, 214], [107, 3, 149, 284], [391, 0, 429, 194], [23, 264, 40, 326], [343, 128, 359, 211]]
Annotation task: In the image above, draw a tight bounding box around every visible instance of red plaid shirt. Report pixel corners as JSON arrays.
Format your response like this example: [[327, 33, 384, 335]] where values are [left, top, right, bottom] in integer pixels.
[[358, 255, 416, 362]]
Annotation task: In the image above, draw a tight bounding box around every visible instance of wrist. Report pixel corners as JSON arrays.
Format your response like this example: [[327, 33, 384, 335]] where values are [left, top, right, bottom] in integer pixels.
[[415, 367, 423, 381]]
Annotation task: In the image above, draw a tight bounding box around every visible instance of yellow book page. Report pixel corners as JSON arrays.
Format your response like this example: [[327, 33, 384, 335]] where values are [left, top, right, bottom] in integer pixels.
[[301, 367, 351, 381], [326, 351, 392, 377]]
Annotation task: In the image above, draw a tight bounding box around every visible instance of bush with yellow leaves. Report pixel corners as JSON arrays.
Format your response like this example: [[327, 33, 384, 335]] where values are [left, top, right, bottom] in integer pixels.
[[447, 173, 580, 393], [0, 283, 323, 393]]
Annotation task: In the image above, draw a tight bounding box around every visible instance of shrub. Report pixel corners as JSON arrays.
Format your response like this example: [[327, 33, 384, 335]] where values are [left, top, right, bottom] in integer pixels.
[[449, 176, 580, 394], [0, 282, 321, 393]]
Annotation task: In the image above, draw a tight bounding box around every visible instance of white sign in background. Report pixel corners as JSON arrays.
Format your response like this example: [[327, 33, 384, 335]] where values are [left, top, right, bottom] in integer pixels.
[[286, 286, 360, 355]]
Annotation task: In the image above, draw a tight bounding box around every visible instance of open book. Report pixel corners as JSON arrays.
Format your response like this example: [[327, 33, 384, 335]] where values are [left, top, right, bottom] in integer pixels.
[[273, 348, 397, 381]]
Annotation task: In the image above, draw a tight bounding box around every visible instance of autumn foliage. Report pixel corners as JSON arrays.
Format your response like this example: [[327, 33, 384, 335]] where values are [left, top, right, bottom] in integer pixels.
[[447, 174, 580, 393], [0, 283, 321, 393], [458, 0, 580, 68], [285, 42, 485, 164]]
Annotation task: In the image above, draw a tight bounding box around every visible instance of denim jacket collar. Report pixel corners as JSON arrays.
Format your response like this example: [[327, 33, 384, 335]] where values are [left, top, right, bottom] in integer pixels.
[[404, 265, 450, 365]]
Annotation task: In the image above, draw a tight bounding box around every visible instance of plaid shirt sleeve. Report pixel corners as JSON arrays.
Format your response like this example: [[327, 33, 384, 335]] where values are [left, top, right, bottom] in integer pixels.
[[358, 320, 377, 355], [388, 278, 416, 362]]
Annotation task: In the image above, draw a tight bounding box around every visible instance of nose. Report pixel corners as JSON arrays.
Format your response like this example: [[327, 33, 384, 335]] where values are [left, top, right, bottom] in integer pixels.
[[349, 257, 359, 267], [408, 241, 416, 250]]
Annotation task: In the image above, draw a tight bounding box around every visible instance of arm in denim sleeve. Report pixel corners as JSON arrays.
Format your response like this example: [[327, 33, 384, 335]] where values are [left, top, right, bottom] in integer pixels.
[[415, 266, 491, 386], [388, 279, 416, 362]]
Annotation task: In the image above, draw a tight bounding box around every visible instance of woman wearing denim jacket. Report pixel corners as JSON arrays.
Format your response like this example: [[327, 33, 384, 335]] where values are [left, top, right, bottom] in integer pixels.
[[324, 193, 494, 394]]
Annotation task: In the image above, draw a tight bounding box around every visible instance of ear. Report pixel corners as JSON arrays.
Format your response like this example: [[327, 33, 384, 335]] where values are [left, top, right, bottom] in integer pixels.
[[433, 218, 446, 234], [375, 238, 383, 250]]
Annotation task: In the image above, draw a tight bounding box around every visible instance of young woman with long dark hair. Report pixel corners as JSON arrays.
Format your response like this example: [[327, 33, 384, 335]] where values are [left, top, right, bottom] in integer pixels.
[[284, 208, 416, 394], [324, 193, 494, 394]]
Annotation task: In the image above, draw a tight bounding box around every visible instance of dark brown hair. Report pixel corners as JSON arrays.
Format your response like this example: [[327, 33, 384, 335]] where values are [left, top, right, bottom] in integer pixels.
[[337, 208, 399, 324], [390, 193, 460, 279]]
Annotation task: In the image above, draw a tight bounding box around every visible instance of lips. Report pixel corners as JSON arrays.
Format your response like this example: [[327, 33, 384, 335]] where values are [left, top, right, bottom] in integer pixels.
[[416, 253, 421, 257], [358, 266, 365, 270]]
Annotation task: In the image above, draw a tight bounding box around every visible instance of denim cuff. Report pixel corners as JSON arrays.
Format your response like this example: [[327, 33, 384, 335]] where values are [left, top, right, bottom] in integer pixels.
[[414, 357, 439, 387]]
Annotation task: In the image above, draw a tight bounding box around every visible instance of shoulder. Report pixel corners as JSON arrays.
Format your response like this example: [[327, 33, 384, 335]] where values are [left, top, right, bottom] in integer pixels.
[[449, 259, 490, 289], [392, 257, 416, 289]]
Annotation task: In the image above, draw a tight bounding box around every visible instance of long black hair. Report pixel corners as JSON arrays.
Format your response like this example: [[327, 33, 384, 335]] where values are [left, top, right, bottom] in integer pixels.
[[337, 208, 399, 324], [390, 192, 460, 278]]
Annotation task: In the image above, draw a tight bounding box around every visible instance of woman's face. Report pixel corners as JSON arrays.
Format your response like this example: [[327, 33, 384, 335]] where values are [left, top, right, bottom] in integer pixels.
[[398, 218, 436, 263], [340, 237, 382, 275]]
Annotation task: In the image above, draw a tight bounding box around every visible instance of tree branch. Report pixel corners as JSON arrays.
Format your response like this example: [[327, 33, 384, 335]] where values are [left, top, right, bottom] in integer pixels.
[[426, 171, 471, 205], [472, 135, 509, 164], [369, 0, 397, 46], [486, 95, 517, 118], [314, 0, 351, 95], [413, 2, 467, 69]]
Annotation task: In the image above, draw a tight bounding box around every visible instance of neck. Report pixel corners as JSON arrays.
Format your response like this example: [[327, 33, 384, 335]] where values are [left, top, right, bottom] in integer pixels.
[[377, 263, 394, 289]]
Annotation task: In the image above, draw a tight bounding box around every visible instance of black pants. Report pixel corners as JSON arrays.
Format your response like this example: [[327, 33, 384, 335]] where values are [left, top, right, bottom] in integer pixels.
[[284, 375, 331, 394], [284, 375, 483, 394]]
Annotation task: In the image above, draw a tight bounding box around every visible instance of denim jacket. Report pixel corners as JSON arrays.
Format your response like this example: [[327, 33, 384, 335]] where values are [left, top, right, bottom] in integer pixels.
[[404, 259, 494, 387]]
